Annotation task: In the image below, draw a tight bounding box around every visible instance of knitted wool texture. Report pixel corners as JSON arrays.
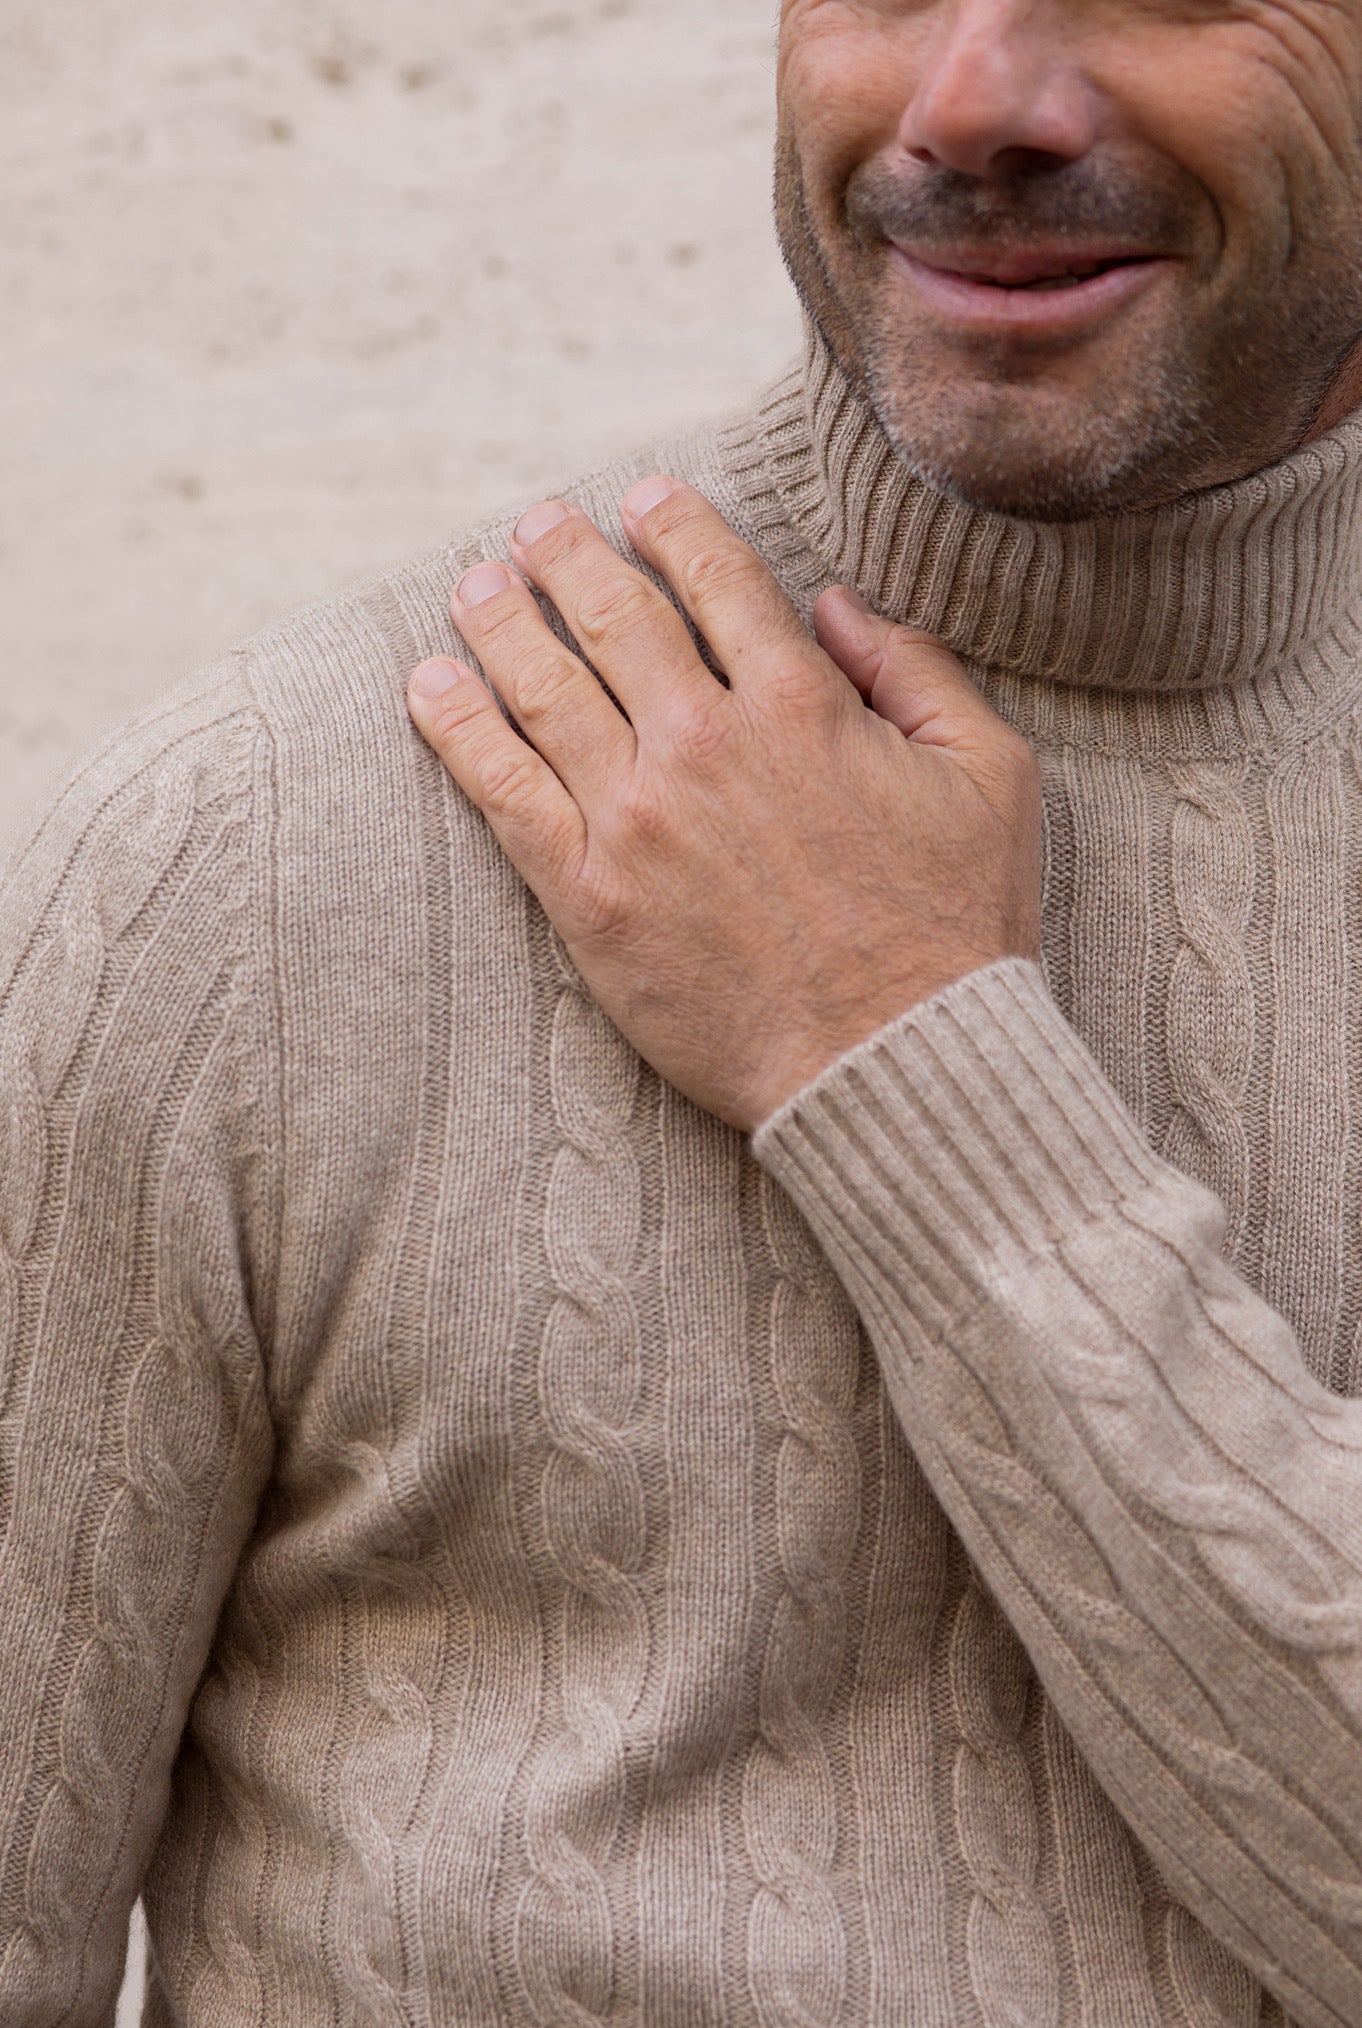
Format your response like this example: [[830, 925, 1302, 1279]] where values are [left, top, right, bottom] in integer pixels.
[[4, 324, 1362, 2024]]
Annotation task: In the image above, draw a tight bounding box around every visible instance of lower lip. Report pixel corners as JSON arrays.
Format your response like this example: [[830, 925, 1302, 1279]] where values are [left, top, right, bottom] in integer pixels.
[[890, 246, 1168, 337]]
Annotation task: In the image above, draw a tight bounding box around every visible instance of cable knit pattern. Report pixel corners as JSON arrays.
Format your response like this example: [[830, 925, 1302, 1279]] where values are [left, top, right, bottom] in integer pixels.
[[948, 1573, 1060, 2027], [2, 797, 191, 2006], [756, 958, 1362, 2025], [515, 936, 647, 2028], [1260, 746, 1352, 1387], [1348, 720, 1362, 1403], [8, 323, 1362, 2023], [0, 703, 273, 2020], [1158, 1900, 1259, 2026], [329, 1466, 446, 2022], [1161, 761, 1256, 1251], [743, 1175, 858, 2028], [0, 766, 195, 1532]]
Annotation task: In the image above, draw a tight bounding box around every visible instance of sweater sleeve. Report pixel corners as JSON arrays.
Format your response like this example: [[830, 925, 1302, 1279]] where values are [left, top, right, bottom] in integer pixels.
[[753, 957, 1362, 2028], [0, 674, 277, 2024]]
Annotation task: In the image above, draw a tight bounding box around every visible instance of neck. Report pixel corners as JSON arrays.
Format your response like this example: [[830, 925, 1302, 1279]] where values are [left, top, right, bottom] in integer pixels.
[[741, 316, 1362, 759]]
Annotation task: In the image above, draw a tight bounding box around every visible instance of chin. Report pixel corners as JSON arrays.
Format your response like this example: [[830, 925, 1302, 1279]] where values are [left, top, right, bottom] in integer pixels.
[[865, 358, 1208, 521]]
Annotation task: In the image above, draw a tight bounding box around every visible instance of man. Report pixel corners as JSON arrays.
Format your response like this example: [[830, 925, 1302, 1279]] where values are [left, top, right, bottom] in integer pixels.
[[4, 0, 1362, 2019]]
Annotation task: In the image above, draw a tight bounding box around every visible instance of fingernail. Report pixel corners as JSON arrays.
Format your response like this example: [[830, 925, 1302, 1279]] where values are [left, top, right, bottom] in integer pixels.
[[514, 500, 570, 546], [456, 562, 513, 608], [623, 475, 677, 521], [838, 585, 873, 614], [410, 658, 462, 699]]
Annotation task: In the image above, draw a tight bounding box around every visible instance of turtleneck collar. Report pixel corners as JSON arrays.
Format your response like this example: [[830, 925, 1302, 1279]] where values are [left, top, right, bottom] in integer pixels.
[[727, 317, 1362, 759]]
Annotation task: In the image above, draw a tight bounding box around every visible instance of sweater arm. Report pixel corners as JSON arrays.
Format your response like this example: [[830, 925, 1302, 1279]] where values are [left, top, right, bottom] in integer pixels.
[[0, 681, 277, 2024], [754, 957, 1362, 2028]]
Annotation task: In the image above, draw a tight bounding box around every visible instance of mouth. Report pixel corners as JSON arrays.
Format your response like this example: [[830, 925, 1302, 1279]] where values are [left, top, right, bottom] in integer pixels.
[[972, 259, 1128, 291], [888, 243, 1170, 335]]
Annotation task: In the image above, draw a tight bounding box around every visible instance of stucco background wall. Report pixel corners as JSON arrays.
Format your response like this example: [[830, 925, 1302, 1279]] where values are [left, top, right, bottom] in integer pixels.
[[1, 2, 796, 2016], [1, 0, 798, 862]]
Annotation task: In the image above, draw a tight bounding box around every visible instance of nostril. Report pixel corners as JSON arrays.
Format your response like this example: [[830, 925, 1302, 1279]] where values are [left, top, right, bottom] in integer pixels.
[[903, 138, 1082, 182], [992, 143, 1082, 178]]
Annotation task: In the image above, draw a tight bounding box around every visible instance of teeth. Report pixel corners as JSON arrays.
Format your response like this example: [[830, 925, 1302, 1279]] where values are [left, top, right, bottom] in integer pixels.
[[964, 259, 1116, 290], [1021, 262, 1106, 290]]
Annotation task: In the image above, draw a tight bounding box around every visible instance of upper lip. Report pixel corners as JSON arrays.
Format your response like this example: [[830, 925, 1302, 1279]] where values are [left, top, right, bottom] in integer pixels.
[[891, 242, 1159, 286]]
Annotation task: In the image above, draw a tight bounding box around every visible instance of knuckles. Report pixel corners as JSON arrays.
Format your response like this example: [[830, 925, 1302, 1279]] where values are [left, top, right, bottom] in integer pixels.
[[506, 651, 590, 728], [475, 743, 545, 819], [568, 853, 638, 945], [610, 768, 677, 849], [659, 691, 736, 773], [673, 541, 762, 614], [570, 571, 662, 654], [759, 654, 840, 716]]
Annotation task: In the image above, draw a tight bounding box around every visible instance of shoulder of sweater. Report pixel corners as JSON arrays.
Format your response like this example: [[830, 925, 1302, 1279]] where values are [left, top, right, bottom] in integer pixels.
[[1, 381, 801, 990], [198, 388, 798, 856], [232, 385, 794, 757]]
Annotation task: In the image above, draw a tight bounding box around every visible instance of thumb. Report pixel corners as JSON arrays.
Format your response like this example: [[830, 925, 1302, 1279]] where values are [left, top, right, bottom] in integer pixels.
[[813, 585, 1001, 755]]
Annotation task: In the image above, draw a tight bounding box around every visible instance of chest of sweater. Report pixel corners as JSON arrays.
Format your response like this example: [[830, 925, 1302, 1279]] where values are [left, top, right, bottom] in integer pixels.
[[155, 727, 1351, 2023], [174, 976, 1268, 2025]]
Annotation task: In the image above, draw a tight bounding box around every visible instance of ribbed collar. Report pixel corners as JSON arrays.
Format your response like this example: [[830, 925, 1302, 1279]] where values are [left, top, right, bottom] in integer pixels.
[[722, 318, 1362, 759]]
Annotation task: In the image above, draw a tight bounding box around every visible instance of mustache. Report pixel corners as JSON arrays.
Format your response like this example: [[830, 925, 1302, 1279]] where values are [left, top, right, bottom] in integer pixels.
[[845, 156, 1197, 254]]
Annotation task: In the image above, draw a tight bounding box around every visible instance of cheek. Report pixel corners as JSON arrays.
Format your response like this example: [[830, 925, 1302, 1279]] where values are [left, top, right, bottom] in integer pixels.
[[779, 17, 921, 204], [1105, 15, 1362, 267]]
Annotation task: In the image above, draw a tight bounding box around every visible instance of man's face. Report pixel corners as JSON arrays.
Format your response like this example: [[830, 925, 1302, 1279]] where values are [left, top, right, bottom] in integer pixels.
[[777, 0, 1362, 517]]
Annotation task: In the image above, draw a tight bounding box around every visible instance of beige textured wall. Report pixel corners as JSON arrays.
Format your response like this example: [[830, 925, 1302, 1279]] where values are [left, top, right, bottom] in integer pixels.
[[1, 5, 794, 2016], [1, 0, 797, 860]]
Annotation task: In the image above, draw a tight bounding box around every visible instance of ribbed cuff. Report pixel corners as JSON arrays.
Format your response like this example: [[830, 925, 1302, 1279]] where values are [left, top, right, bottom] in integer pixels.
[[752, 959, 1167, 1357]]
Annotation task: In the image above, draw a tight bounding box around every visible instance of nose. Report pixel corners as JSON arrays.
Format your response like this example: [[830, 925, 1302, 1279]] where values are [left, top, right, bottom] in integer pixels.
[[900, 0, 1098, 178]]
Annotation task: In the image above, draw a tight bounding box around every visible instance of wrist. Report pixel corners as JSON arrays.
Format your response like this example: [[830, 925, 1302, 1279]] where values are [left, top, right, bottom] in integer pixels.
[[742, 956, 1002, 1132]]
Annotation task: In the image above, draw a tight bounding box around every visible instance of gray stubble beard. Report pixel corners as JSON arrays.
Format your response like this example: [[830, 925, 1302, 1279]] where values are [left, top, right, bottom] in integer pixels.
[[774, 128, 1362, 522], [855, 309, 1215, 520]]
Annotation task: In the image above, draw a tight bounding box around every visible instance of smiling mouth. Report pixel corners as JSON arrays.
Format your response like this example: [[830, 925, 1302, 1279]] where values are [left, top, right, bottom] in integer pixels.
[[914, 251, 1150, 289], [972, 258, 1139, 291], [887, 243, 1167, 331]]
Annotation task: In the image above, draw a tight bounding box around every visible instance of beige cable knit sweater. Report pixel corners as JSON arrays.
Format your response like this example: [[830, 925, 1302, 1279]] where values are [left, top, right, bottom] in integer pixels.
[[4, 325, 1362, 2026]]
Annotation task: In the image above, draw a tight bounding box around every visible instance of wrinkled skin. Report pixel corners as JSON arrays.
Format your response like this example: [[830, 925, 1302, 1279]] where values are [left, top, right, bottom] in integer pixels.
[[407, 0, 1362, 1128], [778, 0, 1362, 515]]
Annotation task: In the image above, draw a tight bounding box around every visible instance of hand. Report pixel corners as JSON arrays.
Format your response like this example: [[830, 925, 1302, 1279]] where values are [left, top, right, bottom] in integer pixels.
[[407, 479, 1042, 1132]]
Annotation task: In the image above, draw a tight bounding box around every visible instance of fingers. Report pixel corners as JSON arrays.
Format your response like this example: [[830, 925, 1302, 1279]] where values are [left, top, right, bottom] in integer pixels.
[[407, 659, 586, 892], [620, 478, 828, 692], [811, 585, 1008, 756], [507, 499, 718, 725], [448, 559, 635, 798]]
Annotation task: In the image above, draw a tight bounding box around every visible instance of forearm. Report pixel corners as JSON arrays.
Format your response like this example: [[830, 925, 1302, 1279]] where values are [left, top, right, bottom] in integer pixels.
[[755, 958, 1362, 2028]]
